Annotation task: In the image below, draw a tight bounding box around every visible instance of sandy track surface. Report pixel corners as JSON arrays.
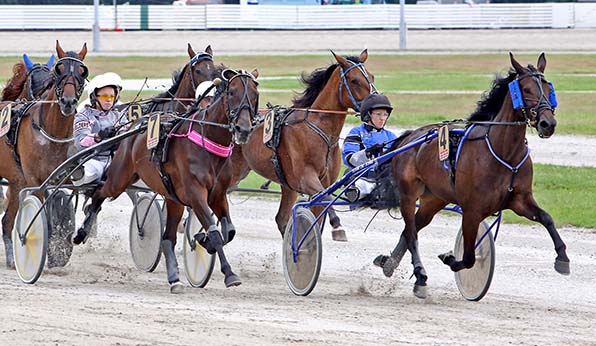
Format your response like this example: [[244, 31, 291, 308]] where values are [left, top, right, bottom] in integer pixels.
[[1, 29, 595, 55], [1, 196, 595, 345]]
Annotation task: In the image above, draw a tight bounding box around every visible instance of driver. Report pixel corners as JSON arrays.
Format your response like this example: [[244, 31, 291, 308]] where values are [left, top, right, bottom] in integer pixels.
[[341, 93, 397, 201], [72, 72, 126, 186]]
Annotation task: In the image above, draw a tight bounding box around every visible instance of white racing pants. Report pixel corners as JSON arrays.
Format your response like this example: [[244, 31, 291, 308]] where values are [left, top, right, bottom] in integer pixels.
[[72, 158, 110, 186]]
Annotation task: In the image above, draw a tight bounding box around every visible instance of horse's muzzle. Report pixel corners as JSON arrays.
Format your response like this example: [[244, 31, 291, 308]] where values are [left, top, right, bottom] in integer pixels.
[[537, 112, 556, 139], [233, 125, 252, 145], [59, 96, 78, 116]]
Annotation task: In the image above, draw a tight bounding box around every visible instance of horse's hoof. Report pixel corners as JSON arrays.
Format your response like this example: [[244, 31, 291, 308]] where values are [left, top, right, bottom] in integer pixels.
[[382, 257, 398, 278], [332, 228, 348, 242], [413, 284, 428, 299], [555, 259, 570, 275], [438, 251, 454, 265], [224, 274, 242, 288], [169, 281, 184, 294], [373, 255, 398, 278], [196, 233, 217, 254], [72, 230, 88, 245]]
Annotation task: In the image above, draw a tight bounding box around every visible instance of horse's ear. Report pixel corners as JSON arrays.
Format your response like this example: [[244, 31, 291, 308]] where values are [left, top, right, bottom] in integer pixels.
[[56, 40, 66, 59], [509, 52, 524, 75], [359, 49, 368, 63], [205, 45, 213, 56], [251, 68, 259, 80], [222, 69, 237, 81], [187, 43, 196, 59], [331, 50, 348, 68], [537, 52, 547, 73], [23, 53, 34, 71], [46, 54, 56, 68], [78, 43, 87, 60]]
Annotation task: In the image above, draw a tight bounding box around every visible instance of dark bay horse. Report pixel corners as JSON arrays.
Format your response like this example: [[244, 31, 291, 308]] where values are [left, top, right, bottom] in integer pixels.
[[226, 50, 375, 242], [0, 41, 88, 268], [147, 44, 219, 113], [75, 68, 260, 292], [377, 53, 569, 299]]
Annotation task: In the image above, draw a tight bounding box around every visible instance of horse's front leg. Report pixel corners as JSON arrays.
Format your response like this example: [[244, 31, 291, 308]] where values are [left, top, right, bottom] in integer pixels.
[[508, 192, 570, 275], [162, 199, 185, 293], [190, 188, 241, 288]]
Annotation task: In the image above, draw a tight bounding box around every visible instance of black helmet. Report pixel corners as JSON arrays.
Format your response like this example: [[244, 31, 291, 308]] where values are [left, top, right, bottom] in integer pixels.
[[360, 93, 393, 122]]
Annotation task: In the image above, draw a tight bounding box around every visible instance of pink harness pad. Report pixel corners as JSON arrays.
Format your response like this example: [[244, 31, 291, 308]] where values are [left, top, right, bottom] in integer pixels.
[[187, 130, 233, 157]]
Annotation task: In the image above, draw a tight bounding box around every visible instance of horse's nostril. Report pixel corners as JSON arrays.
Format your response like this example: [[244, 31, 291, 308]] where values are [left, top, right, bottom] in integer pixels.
[[539, 120, 550, 129]]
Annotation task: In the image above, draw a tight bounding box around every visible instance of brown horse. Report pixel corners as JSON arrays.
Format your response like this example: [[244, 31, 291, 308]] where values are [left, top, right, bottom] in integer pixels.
[[146, 44, 219, 113], [375, 53, 569, 299], [0, 54, 55, 212], [75, 68, 260, 291], [0, 41, 88, 268], [226, 50, 375, 242]]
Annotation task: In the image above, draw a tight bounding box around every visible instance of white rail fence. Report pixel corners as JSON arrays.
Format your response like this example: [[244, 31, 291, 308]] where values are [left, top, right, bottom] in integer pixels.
[[0, 4, 595, 30]]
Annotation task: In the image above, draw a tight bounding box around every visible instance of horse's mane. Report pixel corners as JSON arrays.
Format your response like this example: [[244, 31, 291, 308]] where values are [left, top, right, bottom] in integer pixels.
[[468, 69, 518, 121], [1, 62, 27, 101], [154, 67, 185, 99], [292, 55, 363, 108]]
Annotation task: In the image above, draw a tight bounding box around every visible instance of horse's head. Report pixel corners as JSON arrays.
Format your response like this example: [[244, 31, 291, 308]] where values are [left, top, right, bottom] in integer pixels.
[[22, 53, 54, 100], [54, 40, 89, 116], [332, 49, 376, 112], [509, 52, 557, 138], [221, 68, 260, 144], [187, 44, 219, 87]]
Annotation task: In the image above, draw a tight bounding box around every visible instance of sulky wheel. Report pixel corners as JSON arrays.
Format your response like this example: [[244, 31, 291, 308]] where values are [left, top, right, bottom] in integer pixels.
[[129, 193, 163, 272], [183, 210, 215, 288], [454, 220, 495, 301], [13, 195, 48, 284], [283, 206, 322, 296]]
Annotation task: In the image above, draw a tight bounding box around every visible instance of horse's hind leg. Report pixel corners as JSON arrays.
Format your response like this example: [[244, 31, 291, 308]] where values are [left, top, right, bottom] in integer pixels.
[[162, 199, 185, 293], [375, 195, 447, 277], [276, 186, 298, 236], [209, 184, 235, 244], [2, 185, 20, 268], [73, 156, 137, 245], [439, 212, 482, 272], [508, 192, 570, 274], [398, 194, 430, 298]]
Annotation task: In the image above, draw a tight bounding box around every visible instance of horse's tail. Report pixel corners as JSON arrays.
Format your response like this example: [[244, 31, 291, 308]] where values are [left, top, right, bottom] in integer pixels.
[[1, 62, 27, 101]]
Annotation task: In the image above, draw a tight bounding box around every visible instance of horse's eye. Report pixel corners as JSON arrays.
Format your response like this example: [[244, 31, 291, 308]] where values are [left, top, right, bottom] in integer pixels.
[[79, 66, 89, 79], [351, 79, 359, 86], [54, 64, 64, 75]]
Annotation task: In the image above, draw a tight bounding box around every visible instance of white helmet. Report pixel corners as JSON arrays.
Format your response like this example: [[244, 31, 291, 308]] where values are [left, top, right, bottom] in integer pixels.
[[195, 80, 215, 100], [90, 72, 123, 102]]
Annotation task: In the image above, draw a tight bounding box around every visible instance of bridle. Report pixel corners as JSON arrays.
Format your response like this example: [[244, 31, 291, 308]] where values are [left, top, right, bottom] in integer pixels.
[[508, 71, 557, 130], [338, 60, 376, 112], [188, 51, 214, 92], [222, 69, 260, 133], [52, 56, 88, 108]]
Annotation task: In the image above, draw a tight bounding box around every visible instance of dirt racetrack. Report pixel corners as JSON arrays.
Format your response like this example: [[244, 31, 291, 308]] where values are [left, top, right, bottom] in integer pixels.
[[1, 195, 595, 346]]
